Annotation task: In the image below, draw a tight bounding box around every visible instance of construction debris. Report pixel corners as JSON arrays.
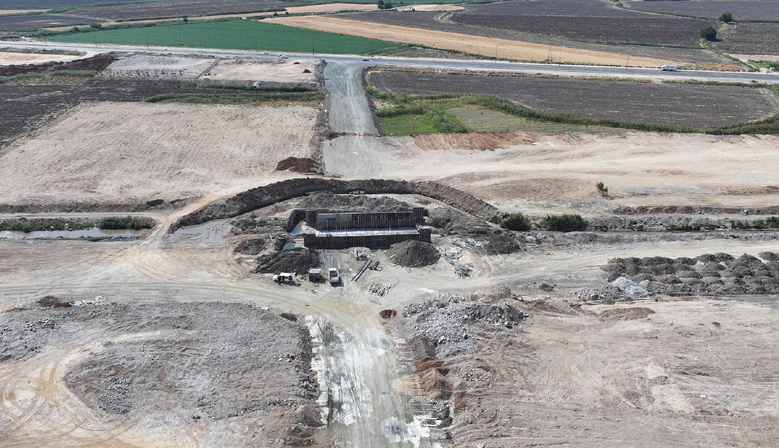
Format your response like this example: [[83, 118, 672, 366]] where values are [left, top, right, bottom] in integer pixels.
[[369, 282, 395, 297]]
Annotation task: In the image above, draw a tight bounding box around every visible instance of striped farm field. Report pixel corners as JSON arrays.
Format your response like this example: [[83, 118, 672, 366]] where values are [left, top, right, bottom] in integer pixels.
[[265, 16, 672, 66]]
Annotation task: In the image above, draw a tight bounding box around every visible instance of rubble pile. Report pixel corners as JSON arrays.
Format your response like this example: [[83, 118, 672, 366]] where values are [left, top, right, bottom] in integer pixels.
[[388, 240, 440, 268], [602, 252, 779, 295], [403, 294, 527, 357]]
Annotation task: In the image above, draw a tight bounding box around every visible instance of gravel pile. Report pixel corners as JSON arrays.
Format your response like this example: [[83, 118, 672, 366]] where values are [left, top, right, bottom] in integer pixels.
[[256, 248, 321, 274], [602, 252, 779, 295], [388, 240, 440, 268], [403, 294, 527, 358]]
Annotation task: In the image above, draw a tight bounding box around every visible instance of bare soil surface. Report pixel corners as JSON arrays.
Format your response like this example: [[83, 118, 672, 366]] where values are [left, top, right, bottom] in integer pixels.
[[203, 57, 317, 84], [324, 130, 779, 213], [370, 70, 779, 127], [345, 10, 735, 68], [103, 53, 217, 79], [0, 102, 318, 211]]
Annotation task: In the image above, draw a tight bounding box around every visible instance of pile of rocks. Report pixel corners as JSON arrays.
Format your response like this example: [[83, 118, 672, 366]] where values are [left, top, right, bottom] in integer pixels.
[[601, 252, 779, 295], [403, 293, 527, 357]]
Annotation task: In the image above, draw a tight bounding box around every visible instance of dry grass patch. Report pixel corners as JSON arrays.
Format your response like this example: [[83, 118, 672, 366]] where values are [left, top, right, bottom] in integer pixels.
[[286, 3, 377, 13], [266, 16, 672, 66]]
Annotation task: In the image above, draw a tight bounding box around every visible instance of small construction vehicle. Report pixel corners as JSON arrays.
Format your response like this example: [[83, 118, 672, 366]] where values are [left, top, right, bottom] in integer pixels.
[[328, 268, 340, 286], [273, 272, 294, 284]]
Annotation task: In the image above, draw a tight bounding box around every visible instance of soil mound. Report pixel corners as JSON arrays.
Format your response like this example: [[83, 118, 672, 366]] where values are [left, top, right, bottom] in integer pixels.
[[387, 240, 440, 267], [256, 248, 321, 274], [597, 307, 655, 321], [37, 295, 71, 308], [234, 238, 266, 255], [275, 157, 322, 174]]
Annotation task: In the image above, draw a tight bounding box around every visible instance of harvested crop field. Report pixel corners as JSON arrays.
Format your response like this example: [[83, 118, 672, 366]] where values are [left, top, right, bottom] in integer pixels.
[[0, 13, 98, 29], [0, 9, 48, 15], [0, 301, 319, 447], [267, 16, 669, 66], [72, 0, 288, 21], [624, 0, 779, 21], [712, 22, 779, 56], [461, 0, 641, 17], [0, 102, 319, 210], [450, 13, 714, 47], [448, 0, 714, 46], [343, 11, 734, 68], [286, 3, 377, 13], [370, 70, 779, 127], [0, 51, 80, 65]]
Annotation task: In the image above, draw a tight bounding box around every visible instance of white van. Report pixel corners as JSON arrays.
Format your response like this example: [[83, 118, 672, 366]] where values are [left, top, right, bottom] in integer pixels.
[[661, 65, 678, 71]]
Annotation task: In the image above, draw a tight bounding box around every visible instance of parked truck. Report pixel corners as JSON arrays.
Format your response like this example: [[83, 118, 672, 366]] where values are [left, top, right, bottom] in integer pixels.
[[328, 268, 340, 286], [273, 272, 294, 284]]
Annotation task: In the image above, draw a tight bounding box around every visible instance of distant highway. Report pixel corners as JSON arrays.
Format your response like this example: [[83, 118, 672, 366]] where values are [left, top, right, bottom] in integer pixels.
[[2, 40, 779, 84]]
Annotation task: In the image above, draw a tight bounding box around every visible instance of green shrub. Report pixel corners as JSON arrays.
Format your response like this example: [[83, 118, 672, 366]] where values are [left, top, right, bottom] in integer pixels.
[[595, 182, 608, 197], [700, 26, 717, 41], [500, 213, 530, 231], [98, 216, 155, 230], [542, 214, 588, 232], [7, 221, 35, 233], [719, 12, 732, 22]]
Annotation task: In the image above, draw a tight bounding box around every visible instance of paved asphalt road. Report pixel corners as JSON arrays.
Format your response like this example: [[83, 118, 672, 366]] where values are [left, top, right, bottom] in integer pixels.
[[2, 40, 779, 84]]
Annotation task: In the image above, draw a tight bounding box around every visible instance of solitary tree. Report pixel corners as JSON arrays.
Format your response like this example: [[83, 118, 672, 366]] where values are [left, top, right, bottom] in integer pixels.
[[720, 12, 733, 22], [700, 26, 717, 41]]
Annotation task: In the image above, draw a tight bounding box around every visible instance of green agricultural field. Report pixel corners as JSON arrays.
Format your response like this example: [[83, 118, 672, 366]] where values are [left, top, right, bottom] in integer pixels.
[[51, 19, 401, 55]]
